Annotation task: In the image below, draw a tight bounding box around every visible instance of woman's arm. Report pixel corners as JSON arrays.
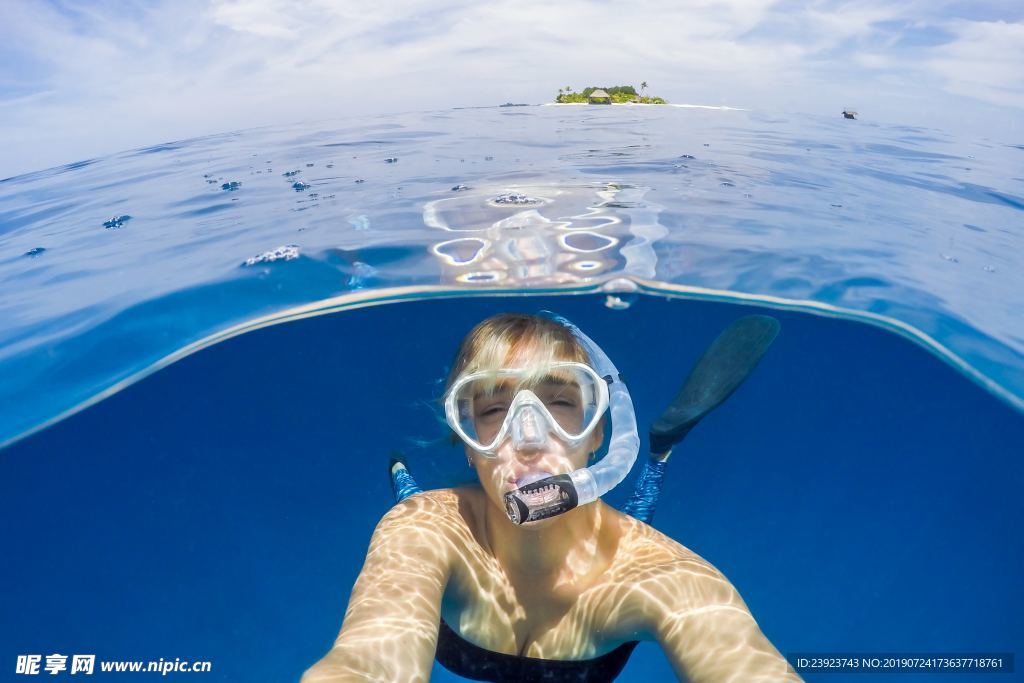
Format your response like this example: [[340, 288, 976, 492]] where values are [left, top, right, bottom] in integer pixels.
[[301, 491, 455, 683], [644, 557, 803, 682]]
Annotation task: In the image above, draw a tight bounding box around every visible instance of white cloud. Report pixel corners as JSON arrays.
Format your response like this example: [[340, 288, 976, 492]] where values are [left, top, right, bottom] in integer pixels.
[[209, 0, 304, 38], [924, 20, 1024, 108], [0, 0, 1021, 178]]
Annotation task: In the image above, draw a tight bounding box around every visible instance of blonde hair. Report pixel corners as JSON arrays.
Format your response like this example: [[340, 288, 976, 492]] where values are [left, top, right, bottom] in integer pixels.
[[445, 313, 591, 394]]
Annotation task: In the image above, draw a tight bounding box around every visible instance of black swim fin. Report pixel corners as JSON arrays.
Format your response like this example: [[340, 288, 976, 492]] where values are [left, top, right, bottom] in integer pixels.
[[648, 315, 780, 457]]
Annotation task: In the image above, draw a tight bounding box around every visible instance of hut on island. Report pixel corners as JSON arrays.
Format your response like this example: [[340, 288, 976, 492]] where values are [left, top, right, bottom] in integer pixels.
[[588, 89, 612, 104]]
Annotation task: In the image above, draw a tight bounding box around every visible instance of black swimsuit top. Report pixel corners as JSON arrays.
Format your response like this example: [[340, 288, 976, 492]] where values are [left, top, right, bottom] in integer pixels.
[[435, 618, 640, 683]]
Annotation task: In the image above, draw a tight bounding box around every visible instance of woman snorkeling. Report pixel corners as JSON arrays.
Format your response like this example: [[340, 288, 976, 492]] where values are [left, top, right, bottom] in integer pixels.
[[303, 312, 801, 682]]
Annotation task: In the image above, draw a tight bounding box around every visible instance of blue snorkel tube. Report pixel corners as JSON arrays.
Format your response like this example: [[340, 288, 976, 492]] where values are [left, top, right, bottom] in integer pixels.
[[503, 313, 640, 524]]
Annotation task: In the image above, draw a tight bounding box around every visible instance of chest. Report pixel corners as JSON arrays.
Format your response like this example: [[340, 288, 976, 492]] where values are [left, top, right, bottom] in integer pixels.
[[440, 551, 641, 659]]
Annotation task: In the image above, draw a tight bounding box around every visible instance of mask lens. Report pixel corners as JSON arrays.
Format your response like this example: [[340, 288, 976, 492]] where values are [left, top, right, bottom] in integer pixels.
[[534, 369, 588, 434], [457, 376, 515, 446]]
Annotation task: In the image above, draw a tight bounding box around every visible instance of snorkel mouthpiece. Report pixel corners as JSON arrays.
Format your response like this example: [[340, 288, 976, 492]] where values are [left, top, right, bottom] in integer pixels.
[[504, 474, 580, 525]]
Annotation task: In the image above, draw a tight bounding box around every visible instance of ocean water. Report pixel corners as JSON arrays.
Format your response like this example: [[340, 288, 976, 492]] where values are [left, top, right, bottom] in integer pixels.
[[1, 105, 1022, 681]]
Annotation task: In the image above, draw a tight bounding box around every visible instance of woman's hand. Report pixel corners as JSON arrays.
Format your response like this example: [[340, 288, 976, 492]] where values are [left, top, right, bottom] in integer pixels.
[[301, 491, 456, 683]]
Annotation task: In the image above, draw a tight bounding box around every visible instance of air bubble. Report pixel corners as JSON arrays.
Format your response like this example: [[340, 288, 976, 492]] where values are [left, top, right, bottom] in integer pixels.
[[348, 261, 378, 289], [349, 215, 370, 231], [601, 278, 639, 294], [492, 192, 541, 205], [605, 294, 637, 310], [243, 245, 299, 266]]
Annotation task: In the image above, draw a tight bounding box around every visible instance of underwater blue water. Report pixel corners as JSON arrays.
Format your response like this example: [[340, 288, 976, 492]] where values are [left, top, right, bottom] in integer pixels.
[[1, 295, 1022, 682], [1, 106, 1023, 681]]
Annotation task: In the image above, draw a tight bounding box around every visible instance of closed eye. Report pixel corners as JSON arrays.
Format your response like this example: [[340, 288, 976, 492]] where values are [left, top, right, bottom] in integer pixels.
[[477, 404, 508, 417]]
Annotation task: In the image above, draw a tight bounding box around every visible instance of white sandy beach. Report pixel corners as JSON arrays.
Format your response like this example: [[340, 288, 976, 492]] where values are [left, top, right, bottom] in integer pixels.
[[541, 102, 746, 110]]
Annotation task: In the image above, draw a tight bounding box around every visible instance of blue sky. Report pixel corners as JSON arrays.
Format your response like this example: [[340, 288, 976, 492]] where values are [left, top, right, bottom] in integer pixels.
[[1, 0, 1022, 178]]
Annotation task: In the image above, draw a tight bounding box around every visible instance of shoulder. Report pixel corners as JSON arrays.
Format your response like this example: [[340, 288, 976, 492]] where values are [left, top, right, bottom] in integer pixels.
[[614, 509, 719, 576], [360, 489, 475, 583], [611, 512, 747, 621], [373, 487, 479, 548], [377, 487, 461, 530], [383, 486, 461, 517]]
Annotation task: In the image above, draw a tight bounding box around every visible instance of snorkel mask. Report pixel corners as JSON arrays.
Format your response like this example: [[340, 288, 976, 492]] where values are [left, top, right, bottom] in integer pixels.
[[444, 313, 640, 524]]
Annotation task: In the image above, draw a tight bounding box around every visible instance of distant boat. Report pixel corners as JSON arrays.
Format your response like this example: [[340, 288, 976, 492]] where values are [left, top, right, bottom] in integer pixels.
[[842, 110, 858, 119]]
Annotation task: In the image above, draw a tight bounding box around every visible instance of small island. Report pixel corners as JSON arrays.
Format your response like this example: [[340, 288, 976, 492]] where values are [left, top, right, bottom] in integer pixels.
[[555, 83, 667, 104]]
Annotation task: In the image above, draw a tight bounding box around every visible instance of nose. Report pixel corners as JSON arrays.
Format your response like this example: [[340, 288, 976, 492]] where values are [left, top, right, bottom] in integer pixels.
[[510, 404, 547, 451]]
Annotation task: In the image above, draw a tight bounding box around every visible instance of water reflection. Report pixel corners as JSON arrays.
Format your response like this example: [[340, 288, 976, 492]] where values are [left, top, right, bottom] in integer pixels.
[[425, 183, 667, 286]]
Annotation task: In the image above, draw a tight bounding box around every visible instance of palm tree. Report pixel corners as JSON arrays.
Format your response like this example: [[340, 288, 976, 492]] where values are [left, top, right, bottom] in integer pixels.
[[558, 88, 563, 102], [640, 81, 648, 101]]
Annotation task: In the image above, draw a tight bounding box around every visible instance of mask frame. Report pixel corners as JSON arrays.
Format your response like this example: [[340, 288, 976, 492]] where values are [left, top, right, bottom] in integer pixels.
[[444, 361, 609, 457]]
